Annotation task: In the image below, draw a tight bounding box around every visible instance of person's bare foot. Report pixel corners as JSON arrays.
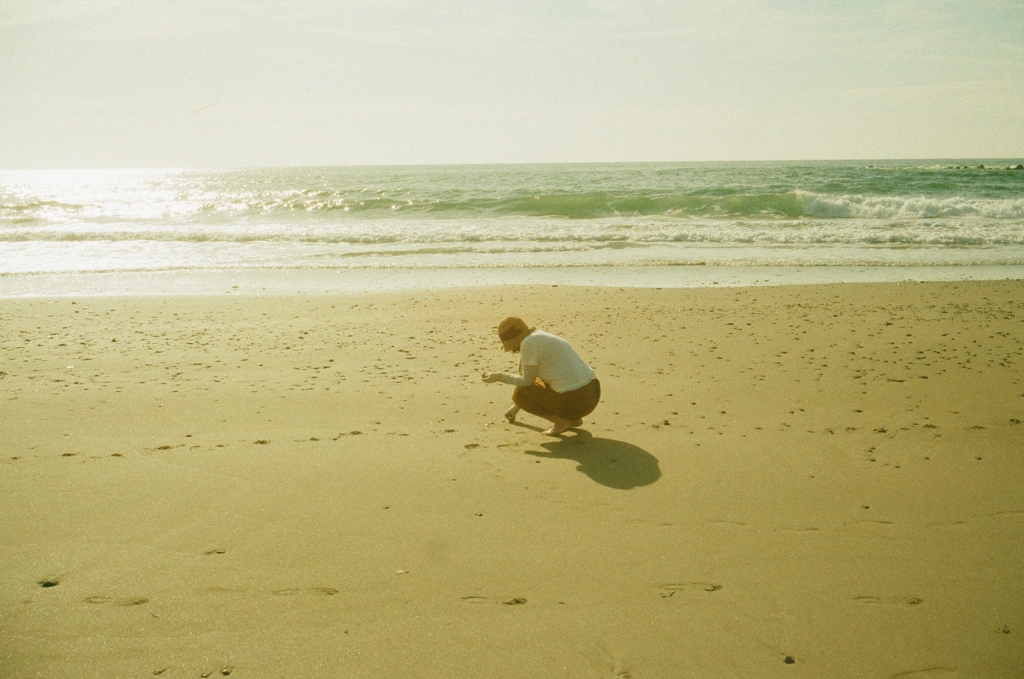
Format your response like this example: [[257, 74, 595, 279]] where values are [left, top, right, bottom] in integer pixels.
[[504, 405, 520, 423], [570, 418, 583, 427], [543, 417, 574, 436]]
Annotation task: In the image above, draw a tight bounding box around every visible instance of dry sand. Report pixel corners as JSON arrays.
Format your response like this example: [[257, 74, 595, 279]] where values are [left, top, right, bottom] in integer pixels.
[[1, 281, 1022, 678]]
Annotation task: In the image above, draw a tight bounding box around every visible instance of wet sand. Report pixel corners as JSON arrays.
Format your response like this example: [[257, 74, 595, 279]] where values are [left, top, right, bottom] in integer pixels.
[[1, 281, 1022, 677]]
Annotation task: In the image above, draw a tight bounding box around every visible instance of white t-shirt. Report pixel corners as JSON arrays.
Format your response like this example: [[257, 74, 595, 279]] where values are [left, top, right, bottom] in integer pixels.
[[519, 330, 596, 393]]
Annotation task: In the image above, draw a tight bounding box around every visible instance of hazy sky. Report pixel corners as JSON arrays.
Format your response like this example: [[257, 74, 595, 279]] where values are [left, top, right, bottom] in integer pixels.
[[2, 0, 1022, 168]]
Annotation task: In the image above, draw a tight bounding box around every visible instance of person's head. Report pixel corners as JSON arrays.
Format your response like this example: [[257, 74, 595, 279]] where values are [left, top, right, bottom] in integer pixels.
[[497, 317, 535, 353]]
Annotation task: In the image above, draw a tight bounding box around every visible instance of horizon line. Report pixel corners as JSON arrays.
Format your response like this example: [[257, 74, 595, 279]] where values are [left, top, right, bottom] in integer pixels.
[[4, 157, 1024, 172]]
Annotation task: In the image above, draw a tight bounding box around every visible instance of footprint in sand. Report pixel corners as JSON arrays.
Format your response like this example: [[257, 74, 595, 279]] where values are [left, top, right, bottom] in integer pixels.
[[271, 587, 338, 596], [925, 520, 968, 528], [83, 595, 149, 606], [658, 582, 723, 598], [460, 595, 528, 605], [888, 668, 958, 679], [854, 595, 923, 606], [200, 668, 234, 678]]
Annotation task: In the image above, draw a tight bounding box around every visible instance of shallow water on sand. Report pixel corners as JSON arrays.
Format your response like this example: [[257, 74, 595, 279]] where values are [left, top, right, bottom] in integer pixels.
[[3, 264, 1023, 297]]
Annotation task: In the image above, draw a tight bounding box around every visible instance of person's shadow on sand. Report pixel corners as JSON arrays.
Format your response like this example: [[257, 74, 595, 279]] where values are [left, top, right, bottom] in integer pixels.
[[522, 430, 661, 489]]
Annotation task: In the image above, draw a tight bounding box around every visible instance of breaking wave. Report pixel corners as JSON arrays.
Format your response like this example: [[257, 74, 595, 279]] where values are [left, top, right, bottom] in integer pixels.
[[4, 191, 1024, 224]]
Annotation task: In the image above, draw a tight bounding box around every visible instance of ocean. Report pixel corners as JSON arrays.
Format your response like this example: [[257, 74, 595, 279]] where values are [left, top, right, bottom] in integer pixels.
[[2, 161, 1023, 295]]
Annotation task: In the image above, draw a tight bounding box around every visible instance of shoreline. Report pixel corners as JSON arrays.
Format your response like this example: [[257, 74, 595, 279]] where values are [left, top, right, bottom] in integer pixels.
[[2, 263, 1023, 297]]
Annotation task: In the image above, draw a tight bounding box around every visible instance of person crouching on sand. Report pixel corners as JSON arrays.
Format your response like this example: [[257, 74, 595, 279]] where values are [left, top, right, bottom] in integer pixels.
[[481, 317, 600, 436]]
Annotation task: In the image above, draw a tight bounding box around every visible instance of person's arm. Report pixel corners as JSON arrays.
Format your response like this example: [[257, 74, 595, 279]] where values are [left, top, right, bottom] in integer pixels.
[[483, 363, 538, 387], [496, 363, 537, 387]]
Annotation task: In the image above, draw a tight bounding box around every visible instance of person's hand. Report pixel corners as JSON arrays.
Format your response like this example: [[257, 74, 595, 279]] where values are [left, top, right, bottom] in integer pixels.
[[481, 372, 501, 383]]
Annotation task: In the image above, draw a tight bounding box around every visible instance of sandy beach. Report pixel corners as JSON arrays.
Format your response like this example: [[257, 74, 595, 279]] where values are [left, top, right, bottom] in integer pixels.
[[1, 280, 1022, 678]]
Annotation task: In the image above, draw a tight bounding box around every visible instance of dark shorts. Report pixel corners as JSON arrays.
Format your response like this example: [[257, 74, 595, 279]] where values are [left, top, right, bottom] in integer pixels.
[[513, 378, 601, 421]]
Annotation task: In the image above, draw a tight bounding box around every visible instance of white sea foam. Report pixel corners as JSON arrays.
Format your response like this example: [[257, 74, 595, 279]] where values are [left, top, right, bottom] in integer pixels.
[[797, 191, 1024, 220]]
